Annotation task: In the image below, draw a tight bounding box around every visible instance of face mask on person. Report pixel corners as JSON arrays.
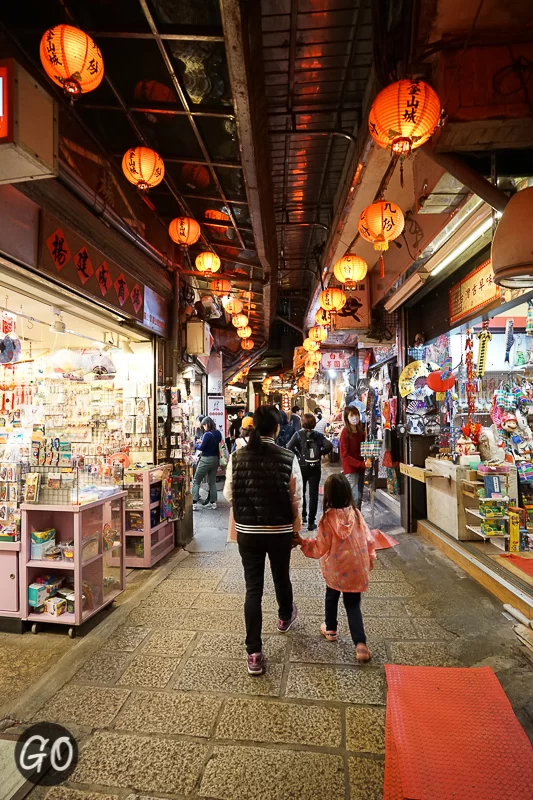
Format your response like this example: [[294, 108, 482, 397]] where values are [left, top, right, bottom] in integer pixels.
[[348, 415, 359, 425]]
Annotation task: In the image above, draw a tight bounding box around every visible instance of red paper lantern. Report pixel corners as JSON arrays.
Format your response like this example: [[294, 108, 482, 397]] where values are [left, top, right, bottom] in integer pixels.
[[134, 80, 176, 104], [168, 217, 200, 246], [315, 308, 331, 327], [358, 200, 405, 278], [369, 79, 441, 156], [333, 254, 368, 285], [40, 25, 104, 96], [210, 278, 231, 294], [182, 163, 210, 190], [241, 338, 254, 350], [195, 251, 221, 275], [426, 370, 455, 393], [303, 338, 320, 353], [237, 326, 252, 339], [122, 147, 164, 191]]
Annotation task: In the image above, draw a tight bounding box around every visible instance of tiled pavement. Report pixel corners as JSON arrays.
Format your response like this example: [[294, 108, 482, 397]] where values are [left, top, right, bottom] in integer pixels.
[[4, 485, 532, 800]]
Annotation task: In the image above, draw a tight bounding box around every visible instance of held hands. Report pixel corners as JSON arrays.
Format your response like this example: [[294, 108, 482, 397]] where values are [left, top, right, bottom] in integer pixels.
[[292, 532, 304, 549]]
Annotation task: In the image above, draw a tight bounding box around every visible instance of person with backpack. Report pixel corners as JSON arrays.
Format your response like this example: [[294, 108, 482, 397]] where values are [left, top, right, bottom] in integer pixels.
[[287, 412, 332, 531], [192, 416, 222, 511]]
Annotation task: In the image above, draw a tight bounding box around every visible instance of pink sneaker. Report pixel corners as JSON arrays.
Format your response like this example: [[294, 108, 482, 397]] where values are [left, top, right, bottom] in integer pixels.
[[320, 622, 338, 642], [247, 652, 265, 676]]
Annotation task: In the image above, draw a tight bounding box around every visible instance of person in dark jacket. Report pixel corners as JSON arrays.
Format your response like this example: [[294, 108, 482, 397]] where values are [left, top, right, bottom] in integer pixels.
[[340, 406, 366, 510], [229, 409, 244, 441], [287, 412, 332, 531], [276, 410, 295, 448], [291, 405, 302, 432], [224, 405, 303, 676], [192, 416, 222, 510]]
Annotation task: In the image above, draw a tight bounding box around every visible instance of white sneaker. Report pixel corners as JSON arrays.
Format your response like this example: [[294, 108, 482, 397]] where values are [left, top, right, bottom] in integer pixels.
[[210, 503, 217, 509], [193, 503, 199, 511]]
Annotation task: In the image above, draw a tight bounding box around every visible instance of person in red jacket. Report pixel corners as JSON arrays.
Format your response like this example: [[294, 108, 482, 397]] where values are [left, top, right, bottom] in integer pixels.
[[339, 406, 366, 510]]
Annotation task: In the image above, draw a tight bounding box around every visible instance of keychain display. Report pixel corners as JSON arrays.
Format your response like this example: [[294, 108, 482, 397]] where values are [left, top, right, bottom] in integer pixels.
[[476, 319, 492, 378]]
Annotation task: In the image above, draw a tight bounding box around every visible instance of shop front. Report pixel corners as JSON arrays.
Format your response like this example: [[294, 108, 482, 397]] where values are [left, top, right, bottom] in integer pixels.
[[402, 250, 533, 619]]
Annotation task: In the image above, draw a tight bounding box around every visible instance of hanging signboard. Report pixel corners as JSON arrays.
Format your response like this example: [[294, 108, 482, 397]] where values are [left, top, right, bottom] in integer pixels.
[[207, 395, 225, 437], [449, 259, 500, 326], [321, 351, 351, 370], [207, 352, 223, 394], [143, 285, 169, 337], [333, 279, 371, 330]]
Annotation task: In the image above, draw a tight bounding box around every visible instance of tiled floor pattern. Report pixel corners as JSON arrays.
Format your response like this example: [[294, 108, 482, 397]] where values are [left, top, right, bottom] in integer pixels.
[[18, 492, 532, 800]]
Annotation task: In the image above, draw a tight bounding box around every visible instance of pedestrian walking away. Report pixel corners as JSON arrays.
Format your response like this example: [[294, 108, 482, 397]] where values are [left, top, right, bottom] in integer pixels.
[[192, 416, 222, 510], [340, 406, 366, 510], [224, 405, 303, 676], [232, 414, 254, 451], [294, 472, 375, 662], [291, 405, 302, 431], [287, 412, 332, 531]]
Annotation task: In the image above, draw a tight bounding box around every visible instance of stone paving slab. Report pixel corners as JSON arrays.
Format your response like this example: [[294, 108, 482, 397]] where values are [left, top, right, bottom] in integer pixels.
[[388, 641, 462, 667], [44, 791, 120, 800], [216, 697, 343, 747], [410, 618, 456, 640], [289, 635, 387, 667], [102, 625, 151, 652], [141, 629, 197, 657], [125, 606, 190, 628], [71, 649, 131, 685], [174, 658, 284, 696], [115, 690, 222, 736], [365, 581, 416, 598], [34, 684, 130, 728], [117, 655, 181, 688], [71, 731, 208, 795], [285, 664, 385, 704], [348, 756, 384, 800], [345, 706, 386, 753], [191, 632, 287, 662], [199, 744, 346, 800], [364, 617, 418, 640]]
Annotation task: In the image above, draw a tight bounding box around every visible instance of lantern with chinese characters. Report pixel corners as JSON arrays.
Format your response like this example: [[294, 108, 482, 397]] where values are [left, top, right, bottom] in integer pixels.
[[195, 251, 221, 275], [225, 297, 243, 315], [333, 254, 368, 287], [232, 313, 249, 329], [237, 326, 252, 339], [168, 217, 200, 246], [122, 147, 165, 192], [358, 200, 405, 278], [368, 79, 441, 157], [318, 288, 347, 327], [315, 308, 331, 327], [210, 278, 231, 295], [40, 25, 104, 96], [303, 338, 320, 353], [306, 352, 322, 368], [241, 338, 254, 350], [308, 325, 328, 343]]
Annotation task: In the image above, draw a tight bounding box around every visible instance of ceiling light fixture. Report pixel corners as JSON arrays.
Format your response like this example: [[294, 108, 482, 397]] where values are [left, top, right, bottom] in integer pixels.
[[49, 308, 66, 334], [430, 215, 493, 276], [384, 271, 431, 313]]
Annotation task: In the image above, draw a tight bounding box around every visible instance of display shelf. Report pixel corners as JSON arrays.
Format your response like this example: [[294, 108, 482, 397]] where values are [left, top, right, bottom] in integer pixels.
[[121, 465, 174, 568], [0, 541, 21, 551], [465, 524, 508, 540], [27, 560, 75, 570], [27, 611, 75, 625], [150, 500, 160, 509], [466, 508, 508, 520]]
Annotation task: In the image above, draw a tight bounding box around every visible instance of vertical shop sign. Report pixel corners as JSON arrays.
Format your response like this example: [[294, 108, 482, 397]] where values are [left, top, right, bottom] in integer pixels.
[[207, 395, 225, 437], [207, 353, 223, 394], [449, 259, 500, 325], [0, 63, 9, 141], [143, 285, 169, 337]]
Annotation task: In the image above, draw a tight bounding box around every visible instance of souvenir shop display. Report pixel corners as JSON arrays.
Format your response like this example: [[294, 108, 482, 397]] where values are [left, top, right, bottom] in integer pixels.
[[120, 464, 174, 567], [164, 384, 197, 520]]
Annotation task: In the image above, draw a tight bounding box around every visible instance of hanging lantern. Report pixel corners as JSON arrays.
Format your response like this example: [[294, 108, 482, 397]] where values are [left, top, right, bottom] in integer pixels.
[[210, 278, 231, 294], [122, 147, 165, 192], [225, 297, 243, 315], [241, 338, 254, 350], [232, 313, 249, 329], [319, 288, 347, 315], [168, 217, 200, 246], [182, 163, 210, 190], [303, 338, 320, 352], [40, 25, 104, 96], [358, 200, 404, 279], [333, 254, 368, 287], [315, 308, 331, 327], [368, 79, 441, 157], [195, 251, 221, 275], [237, 326, 252, 339], [306, 352, 322, 368], [304, 366, 317, 379], [308, 325, 328, 343]]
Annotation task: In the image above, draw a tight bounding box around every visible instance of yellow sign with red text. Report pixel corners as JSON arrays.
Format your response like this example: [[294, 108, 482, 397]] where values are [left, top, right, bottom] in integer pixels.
[[449, 259, 500, 326]]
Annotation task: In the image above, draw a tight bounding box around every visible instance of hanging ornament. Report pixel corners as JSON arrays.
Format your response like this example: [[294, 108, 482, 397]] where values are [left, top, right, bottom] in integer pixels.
[[358, 200, 404, 278], [40, 25, 104, 97], [168, 217, 200, 246], [465, 328, 476, 425], [210, 278, 231, 294], [527, 301, 533, 336], [333, 254, 368, 287], [122, 147, 165, 192], [476, 320, 492, 379], [241, 338, 254, 350], [195, 251, 221, 276], [237, 326, 252, 339], [305, 351, 322, 367], [225, 297, 243, 315], [315, 308, 331, 327], [318, 288, 347, 328], [504, 318, 515, 364], [308, 326, 327, 343], [232, 313, 249, 329], [303, 338, 320, 353]]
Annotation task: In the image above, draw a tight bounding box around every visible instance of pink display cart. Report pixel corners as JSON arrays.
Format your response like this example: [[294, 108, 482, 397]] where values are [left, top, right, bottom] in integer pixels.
[[121, 465, 175, 568], [0, 540, 21, 618], [20, 492, 126, 637]]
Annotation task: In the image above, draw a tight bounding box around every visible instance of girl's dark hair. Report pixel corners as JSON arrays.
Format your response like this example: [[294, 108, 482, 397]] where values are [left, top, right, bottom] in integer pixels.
[[202, 416, 216, 432], [323, 473, 356, 512], [343, 406, 363, 437], [302, 413, 316, 430], [248, 405, 281, 452]]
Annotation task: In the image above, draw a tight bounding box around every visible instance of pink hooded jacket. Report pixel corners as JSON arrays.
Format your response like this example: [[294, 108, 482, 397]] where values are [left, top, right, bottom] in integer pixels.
[[300, 506, 376, 592]]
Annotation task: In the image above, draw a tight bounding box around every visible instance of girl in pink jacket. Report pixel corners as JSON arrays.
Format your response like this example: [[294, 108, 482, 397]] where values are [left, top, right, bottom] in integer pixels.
[[295, 473, 376, 662]]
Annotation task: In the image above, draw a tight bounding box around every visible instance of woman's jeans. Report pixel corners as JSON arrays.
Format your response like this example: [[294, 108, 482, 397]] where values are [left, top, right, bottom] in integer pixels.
[[346, 471, 365, 509], [192, 456, 219, 503], [325, 586, 366, 645]]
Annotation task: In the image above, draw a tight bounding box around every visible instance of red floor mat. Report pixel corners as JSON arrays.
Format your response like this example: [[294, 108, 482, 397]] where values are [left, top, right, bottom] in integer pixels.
[[499, 553, 533, 578], [371, 529, 399, 550], [384, 664, 533, 800]]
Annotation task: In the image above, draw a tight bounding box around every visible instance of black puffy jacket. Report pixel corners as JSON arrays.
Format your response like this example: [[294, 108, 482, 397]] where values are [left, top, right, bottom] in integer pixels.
[[232, 440, 295, 532]]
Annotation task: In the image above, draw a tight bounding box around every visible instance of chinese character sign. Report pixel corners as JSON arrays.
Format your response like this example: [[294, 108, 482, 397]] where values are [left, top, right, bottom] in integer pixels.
[[321, 351, 351, 370], [449, 260, 500, 325], [207, 396, 225, 437]]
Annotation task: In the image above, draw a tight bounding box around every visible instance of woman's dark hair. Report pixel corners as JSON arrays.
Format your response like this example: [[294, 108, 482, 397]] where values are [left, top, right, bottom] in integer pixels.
[[323, 473, 356, 512], [248, 405, 281, 452], [292, 405, 301, 414], [202, 416, 216, 432], [302, 413, 316, 430], [343, 406, 363, 436]]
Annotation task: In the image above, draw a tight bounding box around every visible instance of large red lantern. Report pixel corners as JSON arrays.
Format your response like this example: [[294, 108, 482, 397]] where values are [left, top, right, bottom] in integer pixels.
[[210, 278, 231, 294], [168, 217, 200, 246], [182, 163, 210, 190], [358, 200, 405, 278], [303, 338, 320, 353], [333, 254, 368, 286], [195, 251, 221, 275], [241, 338, 254, 350], [40, 25, 104, 96], [369, 79, 441, 157], [122, 147, 165, 192], [426, 370, 455, 393]]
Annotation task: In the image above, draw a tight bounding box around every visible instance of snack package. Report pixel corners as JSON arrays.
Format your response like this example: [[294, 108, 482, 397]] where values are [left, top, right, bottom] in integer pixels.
[[30, 528, 55, 560], [44, 597, 67, 617]]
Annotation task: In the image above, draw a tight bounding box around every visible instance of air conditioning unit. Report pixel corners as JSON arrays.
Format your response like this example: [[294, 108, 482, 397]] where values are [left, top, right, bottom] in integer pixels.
[[0, 59, 58, 185], [186, 320, 212, 356]]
